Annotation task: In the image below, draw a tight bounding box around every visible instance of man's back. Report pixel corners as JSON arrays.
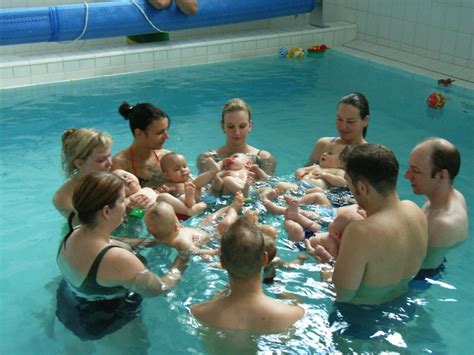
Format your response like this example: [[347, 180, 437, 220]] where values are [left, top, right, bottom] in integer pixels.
[[334, 199, 427, 305], [191, 291, 304, 333]]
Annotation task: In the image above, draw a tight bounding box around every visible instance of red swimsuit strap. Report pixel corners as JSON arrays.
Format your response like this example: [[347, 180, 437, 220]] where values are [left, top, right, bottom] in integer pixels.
[[129, 146, 138, 177], [129, 146, 160, 176]]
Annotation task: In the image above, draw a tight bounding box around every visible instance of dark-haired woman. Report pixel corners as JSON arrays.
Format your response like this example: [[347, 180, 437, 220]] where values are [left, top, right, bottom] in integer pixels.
[[112, 101, 171, 188], [305, 92, 369, 166], [56, 172, 188, 342]]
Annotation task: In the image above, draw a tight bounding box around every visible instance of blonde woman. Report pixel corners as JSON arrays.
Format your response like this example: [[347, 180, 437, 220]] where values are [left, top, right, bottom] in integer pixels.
[[196, 98, 276, 175], [53, 128, 112, 218]]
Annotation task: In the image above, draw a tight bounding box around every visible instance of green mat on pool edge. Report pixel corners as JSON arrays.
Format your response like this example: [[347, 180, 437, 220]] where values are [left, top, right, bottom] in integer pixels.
[[127, 32, 170, 43]]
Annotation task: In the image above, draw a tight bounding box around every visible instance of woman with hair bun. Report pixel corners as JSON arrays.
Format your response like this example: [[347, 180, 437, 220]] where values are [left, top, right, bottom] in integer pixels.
[[112, 101, 171, 188], [53, 128, 113, 218]]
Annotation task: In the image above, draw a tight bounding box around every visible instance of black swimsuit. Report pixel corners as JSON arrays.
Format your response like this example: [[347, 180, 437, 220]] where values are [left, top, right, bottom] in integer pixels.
[[56, 229, 142, 340]]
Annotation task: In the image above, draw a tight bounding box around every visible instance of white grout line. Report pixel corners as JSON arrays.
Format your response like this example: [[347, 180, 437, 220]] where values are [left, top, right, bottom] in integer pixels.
[[340, 40, 474, 89]]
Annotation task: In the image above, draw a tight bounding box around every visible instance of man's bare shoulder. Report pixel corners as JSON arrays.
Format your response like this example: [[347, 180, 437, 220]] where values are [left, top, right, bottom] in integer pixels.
[[190, 299, 227, 326], [428, 210, 467, 247], [400, 199, 426, 218]]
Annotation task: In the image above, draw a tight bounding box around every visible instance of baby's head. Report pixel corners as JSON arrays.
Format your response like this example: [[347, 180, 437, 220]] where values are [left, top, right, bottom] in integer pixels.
[[328, 205, 364, 241], [222, 153, 252, 171], [263, 234, 277, 263], [262, 234, 277, 283], [144, 201, 179, 240], [319, 142, 346, 169], [112, 169, 141, 196], [160, 152, 190, 183]]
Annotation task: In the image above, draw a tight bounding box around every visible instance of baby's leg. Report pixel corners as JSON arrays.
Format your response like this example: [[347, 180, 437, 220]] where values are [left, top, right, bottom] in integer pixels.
[[261, 197, 286, 215], [259, 187, 279, 200], [260, 188, 286, 215], [258, 224, 278, 239], [307, 234, 336, 263], [298, 191, 331, 206], [305, 186, 325, 194], [241, 174, 254, 197], [222, 176, 246, 194], [275, 181, 298, 194], [284, 220, 305, 242], [156, 193, 206, 217], [183, 182, 196, 208], [217, 192, 244, 234], [284, 197, 321, 233], [148, 0, 172, 10]]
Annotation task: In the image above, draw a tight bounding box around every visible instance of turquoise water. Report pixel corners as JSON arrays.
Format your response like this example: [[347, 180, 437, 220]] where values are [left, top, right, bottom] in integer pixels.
[[0, 50, 473, 353]]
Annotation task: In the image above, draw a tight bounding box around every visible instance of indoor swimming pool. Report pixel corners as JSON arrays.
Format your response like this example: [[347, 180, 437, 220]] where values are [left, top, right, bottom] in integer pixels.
[[0, 49, 472, 353]]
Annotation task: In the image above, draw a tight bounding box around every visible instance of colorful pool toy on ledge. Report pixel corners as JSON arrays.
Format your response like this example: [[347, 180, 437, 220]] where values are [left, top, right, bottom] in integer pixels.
[[307, 44, 328, 56], [279, 47, 305, 59], [437, 78, 455, 87]]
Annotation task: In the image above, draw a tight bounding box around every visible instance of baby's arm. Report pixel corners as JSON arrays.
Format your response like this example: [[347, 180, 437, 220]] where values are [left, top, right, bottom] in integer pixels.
[[193, 158, 220, 188], [210, 171, 225, 194], [272, 255, 308, 269], [248, 164, 268, 181], [312, 169, 347, 187], [295, 165, 316, 180]]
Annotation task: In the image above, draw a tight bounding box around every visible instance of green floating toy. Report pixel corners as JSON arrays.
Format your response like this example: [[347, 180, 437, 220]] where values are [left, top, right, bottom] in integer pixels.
[[128, 208, 145, 219], [243, 197, 253, 203]]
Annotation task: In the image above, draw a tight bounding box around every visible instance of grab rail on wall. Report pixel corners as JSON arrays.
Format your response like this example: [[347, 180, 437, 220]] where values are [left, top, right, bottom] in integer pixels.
[[0, 0, 318, 46]]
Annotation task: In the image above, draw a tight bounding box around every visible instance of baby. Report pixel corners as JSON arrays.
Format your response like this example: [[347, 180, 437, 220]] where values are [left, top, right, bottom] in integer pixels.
[[210, 153, 268, 196], [284, 197, 322, 243], [294, 141, 347, 190], [159, 152, 218, 209], [113, 169, 207, 218], [305, 205, 365, 261], [262, 234, 308, 284], [144, 201, 219, 256], [204, 191, 277, 237], [271, 142, 348, 207]]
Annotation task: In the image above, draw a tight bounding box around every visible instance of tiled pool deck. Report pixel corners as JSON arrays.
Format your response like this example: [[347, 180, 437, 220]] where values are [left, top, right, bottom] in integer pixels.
[[1, 19, 473, 90]]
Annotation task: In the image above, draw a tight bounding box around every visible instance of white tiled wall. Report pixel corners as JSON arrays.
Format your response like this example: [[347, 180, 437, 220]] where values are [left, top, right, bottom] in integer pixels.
[[0, 11, 357, 88], [324, 0, 474, 69]]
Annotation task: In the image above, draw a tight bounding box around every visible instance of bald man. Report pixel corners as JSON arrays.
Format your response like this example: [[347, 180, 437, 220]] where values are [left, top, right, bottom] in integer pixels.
[[405, 137, 468, 279]]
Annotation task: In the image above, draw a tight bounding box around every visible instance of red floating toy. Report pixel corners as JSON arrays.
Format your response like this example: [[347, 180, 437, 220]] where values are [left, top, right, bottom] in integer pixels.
[[307, 44, 328, 56], [437, 78, 455, 87], [427, 93, 445, 109]]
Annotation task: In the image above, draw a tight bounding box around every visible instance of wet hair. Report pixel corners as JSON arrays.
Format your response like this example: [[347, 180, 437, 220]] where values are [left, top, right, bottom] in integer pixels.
[[221, 98, 252, 124], [221, 217, 264, 279], [338, 92, 370, 137], [70, 172, 124, 227], [160, 152, 183, 172], [119, 101, 170, 136], [423, 137, 460, 183], [345, 144, 399, 196], [145, 201, 176, 238], [61, 128, 112, 178]]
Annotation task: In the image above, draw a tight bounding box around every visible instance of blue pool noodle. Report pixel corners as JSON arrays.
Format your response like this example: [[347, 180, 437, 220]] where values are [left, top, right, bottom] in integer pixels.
[[0, 0, 317, 46]]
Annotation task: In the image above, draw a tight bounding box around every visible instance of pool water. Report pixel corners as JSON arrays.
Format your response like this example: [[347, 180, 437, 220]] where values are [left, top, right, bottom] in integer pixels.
[[0, 50, 473, 354]]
